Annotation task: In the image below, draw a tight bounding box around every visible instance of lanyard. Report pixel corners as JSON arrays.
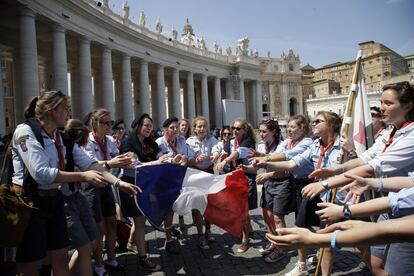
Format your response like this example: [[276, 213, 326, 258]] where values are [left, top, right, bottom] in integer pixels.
[[93, 132, 108, 160], [315, 139, 334, 169]]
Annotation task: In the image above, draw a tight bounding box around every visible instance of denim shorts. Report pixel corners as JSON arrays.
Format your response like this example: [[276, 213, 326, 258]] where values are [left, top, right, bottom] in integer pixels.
[[64, 192, 99, 248]]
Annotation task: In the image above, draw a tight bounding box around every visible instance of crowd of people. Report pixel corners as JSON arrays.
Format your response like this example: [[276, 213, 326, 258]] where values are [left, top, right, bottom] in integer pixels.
[[2, 80, 414, 275]]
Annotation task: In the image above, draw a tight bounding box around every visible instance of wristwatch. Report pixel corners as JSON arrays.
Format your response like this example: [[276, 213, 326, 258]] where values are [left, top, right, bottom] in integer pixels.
[[321, 180, 329, 190], [343, 203, 352, 219], [348, 151, 358, 159]]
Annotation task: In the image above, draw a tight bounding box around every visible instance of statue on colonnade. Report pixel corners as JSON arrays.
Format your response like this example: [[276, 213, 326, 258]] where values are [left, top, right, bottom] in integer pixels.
[[122, 1, 130, 20], [236, 36, 249, 57], [155, 17, 163, 34], [139, 11, 146, 27]]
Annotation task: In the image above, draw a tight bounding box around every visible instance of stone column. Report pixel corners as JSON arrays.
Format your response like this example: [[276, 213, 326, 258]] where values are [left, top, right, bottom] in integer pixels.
[[255, 80, 263, 125], [281, 82, 289, 118], [78, 37, 93, 117], [92, 69, 101, 109], [139, 60, 150, 114], [101, 46, 114, 114], [297, 85, 304, 115], [214, 77, 223, 128], [114, 73, 122, 120], [132, 74, 140, 118], [155, 64, 166, 128], [170, 68, 181, 118], [69, 65, 79, 118], [239, 78, 246, 119], [239, 78, 245, 102], [121, 54, 133, 127], [225, 78, 234, 100], [0, 64, 5, 135], [200, 74, 209, 122], [185, 71, 195, 119], [52, 24, 68, 94], [19, 7, 39, 121]]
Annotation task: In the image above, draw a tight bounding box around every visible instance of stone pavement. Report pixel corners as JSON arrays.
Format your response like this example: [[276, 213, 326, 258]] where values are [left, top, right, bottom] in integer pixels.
[[111, 197, 370, 276]]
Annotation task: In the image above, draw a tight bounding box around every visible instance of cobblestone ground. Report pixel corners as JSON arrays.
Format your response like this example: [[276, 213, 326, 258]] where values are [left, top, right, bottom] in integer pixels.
[[111, 192, 371, 276]]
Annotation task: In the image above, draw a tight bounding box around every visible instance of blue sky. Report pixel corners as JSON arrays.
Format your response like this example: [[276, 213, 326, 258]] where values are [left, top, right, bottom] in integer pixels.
[[109, 0, 414, 68]]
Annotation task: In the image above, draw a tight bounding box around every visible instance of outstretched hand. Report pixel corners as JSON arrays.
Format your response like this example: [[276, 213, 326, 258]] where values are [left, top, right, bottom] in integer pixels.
[[340, 174, 369, 204], [308, 167, 337, 180], [266, 227, 318, 248]]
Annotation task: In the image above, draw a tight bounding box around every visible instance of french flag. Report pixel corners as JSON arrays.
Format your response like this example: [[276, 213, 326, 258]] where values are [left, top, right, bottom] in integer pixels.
[[134, 164, 249, 237]]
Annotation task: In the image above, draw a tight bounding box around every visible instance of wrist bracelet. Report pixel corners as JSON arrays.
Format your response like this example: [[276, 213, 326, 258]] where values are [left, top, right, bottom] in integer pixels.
[[104, 161, 111, 170], [331, 230, 342, 250], [265, 155, 271, 162], [113, 178, 121, 188], [340, 166, 346, 174], [376, 178, 384, 193]]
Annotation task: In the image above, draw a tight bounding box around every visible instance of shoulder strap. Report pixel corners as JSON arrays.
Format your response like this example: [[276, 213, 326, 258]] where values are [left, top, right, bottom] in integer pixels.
[[24, 118, 44, 148], [0, 142, 13, 185], [60, 131, 76, 192], [60, 132, 75, 173], [21, 118, 44, 196]]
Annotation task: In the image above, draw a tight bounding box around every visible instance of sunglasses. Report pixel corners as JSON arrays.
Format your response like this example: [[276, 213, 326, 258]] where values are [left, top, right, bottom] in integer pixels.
[[312, 119, 325, 125], [231, 126, 244, 131], [100, 120, 114, 127], [371, 113, 382, 118], [223, 132, 231, 136]]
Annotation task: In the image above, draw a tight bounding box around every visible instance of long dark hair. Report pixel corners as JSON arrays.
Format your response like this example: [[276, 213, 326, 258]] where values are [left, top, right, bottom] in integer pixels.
[[133, 113, 158, 156], [259, 119, 281, 146]]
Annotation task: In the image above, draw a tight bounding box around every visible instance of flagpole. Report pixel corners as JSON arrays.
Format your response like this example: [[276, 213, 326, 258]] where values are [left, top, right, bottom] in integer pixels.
[[314, 54, 362, 276]]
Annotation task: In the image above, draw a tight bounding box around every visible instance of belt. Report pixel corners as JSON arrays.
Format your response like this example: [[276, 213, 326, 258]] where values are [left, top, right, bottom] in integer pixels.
[[38, 189, 59, 197]]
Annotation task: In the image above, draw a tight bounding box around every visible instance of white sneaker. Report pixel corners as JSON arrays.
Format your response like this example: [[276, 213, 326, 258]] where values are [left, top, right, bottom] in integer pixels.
[[307, 255, 318, 265], [284, 262, 309, 276]]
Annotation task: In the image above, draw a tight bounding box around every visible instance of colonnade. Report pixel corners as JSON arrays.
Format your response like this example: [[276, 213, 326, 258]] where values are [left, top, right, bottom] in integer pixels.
[[12, 5, 263, 129]]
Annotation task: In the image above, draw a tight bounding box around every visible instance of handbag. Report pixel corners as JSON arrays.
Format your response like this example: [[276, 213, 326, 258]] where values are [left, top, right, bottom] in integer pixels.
[[116, 219, 132, 249], [0, 143, 35, 247]]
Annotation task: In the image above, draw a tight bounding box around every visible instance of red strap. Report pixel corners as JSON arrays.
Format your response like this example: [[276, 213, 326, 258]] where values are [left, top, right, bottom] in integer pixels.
[[265, 141, 275, 154], [288, 136, 304, 150], [315, 139, 334, 169], [166, 137, 177, 156], [383, 121, 413, 153], [41, 127, 65, 170], [93, 132, 108, 160]]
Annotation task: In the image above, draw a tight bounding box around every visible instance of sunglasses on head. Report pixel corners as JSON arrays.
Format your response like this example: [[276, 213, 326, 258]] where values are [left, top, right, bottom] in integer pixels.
[[312, 119, 325, 125], [231, 126, 244, 131], [100, 120, 114, 127]]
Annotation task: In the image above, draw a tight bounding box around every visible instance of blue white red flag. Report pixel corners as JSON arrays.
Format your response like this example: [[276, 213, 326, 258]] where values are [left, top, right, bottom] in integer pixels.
[[134, 164, 249, 237]]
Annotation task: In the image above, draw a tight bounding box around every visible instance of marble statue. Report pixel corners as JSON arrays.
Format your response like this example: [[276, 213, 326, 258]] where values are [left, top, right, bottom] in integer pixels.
[[213, 41, 219, 53], [122, 1, 129, 20], [226, 45, 232, 55], [236, 36, 249, 56], [139, 11, 146, 27], [155, 17, 163, 34], [199, 37, 206, 50], [171, 27, 177, 40]]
